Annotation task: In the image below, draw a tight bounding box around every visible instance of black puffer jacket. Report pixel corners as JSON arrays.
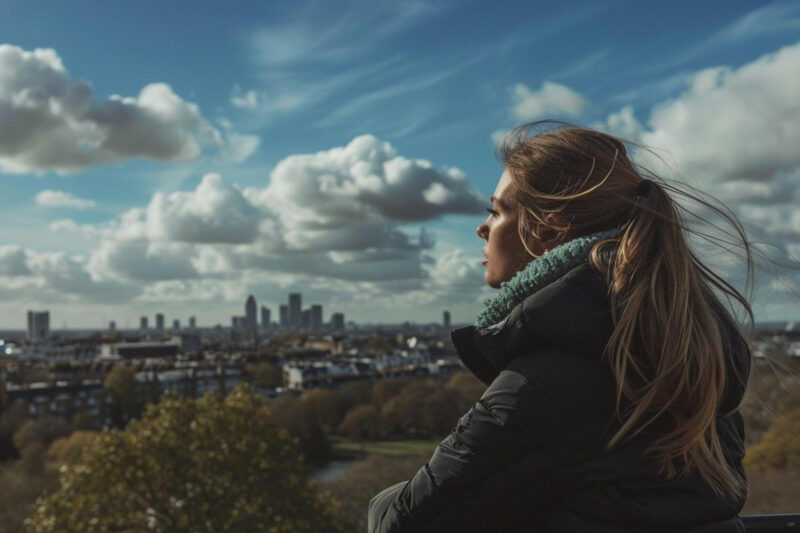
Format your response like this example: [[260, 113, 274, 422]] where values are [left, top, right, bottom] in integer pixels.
[[368, 260, 750, 532]]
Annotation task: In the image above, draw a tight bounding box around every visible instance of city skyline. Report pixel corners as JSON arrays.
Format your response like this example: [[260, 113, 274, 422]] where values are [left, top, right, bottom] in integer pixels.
[[2, 1, 800, 328]]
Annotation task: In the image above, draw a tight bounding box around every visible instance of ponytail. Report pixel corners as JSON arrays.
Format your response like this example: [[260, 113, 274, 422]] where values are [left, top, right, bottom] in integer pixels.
[[590, 177, 750, 499]]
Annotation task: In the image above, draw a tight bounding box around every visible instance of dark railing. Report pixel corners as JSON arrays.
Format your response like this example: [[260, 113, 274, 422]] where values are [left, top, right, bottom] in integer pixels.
[[741, 514, 800, 532]]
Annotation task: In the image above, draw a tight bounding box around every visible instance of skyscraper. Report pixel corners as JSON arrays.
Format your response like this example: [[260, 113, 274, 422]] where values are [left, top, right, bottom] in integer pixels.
[[261, 306, 271, 329], [109, 320, 116, 332], [288, 293, 301, 327], [279, 305, 288, 328], [173, 319, 180, 330], [300, 309, 311, 329], [443, 310, 451, 328], [189, 316, 196, 329], [156, 313, 165, 331], [245, 295, 257, 332], [140, 316, 148, 330], [331, 312, 345, 331], [311, 304, 323, 331], [26, 310, 50, 341]]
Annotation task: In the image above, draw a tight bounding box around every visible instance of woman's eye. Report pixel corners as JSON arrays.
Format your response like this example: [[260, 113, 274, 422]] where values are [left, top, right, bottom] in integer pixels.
[[486, 208, 499, 217]]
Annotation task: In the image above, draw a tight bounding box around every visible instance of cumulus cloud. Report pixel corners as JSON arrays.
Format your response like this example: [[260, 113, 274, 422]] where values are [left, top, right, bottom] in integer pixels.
[[595, 105, 644, 141], [426, 248, 485, 290], [88, 240, 199, 282], [253, 134, 484, 230], [591, 42, 800, 278], [24, 250, 139, 302], [510, 81, 588, 120], [144, 174, 262, 244], [36, 135, 487, 302], [0, 44, 258, 173], [637, 41, 800, 183], [0, 245, 31, 276], [35, 189, 96, 209]]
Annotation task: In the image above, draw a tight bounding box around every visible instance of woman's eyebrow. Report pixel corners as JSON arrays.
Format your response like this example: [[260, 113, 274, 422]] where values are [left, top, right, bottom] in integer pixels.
[[490, 196, 511, 210]]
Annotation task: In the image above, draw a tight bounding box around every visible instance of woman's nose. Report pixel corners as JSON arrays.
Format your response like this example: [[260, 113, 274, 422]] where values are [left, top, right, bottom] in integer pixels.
[[477, 223, 488, 240]]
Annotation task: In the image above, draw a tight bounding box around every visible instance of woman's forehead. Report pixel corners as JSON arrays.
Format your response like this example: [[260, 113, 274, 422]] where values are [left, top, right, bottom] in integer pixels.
[[492, 169, 514, 206]]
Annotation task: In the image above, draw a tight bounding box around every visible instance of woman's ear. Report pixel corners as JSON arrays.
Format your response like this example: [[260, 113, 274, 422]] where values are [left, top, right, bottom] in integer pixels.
[[541, 213, 571, 248]]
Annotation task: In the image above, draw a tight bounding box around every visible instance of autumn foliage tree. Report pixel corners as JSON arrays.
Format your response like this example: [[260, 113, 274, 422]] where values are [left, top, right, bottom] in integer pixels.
[[25, 386, 346, 533], [745, 408, 800, 471], [380, 380, 462, 438], [339, 405, 381, 440]]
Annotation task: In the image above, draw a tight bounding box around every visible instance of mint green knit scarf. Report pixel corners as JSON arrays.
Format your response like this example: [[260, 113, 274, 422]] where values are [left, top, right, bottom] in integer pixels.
[[475, 228, 620, 329]]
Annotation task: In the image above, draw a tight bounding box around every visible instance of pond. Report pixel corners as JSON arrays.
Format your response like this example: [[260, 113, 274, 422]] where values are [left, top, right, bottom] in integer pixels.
[[312, 459, 353, 481]]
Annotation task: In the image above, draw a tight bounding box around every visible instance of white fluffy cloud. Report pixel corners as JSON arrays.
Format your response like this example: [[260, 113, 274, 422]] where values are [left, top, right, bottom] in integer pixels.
[[88, 240, 199, 282], [588, 42, 800, 313], [0, 44, 258, 173], [0, 245, 31, 276], [510, 81, 588, 120], [426, 248, 485, 290], [638, 41, 800, 183], [22, 250, 139, 302], [35, 189, 96, 209], [143, 173, 262, 244], [43, 135, 484, 295], [253, 134, 484, 229]]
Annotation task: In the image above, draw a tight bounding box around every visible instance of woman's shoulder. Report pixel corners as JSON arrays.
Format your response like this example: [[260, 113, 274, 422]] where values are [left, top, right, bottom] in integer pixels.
[[452, 260, 614, 386], [517, 260, 614, 358]]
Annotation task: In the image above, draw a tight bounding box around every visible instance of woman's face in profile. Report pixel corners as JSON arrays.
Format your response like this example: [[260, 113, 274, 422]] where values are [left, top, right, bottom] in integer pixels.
[[477, 169, 538, 288]]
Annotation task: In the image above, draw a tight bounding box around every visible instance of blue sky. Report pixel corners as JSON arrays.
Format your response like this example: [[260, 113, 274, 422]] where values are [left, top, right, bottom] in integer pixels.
[[1, 0, 800, 328]]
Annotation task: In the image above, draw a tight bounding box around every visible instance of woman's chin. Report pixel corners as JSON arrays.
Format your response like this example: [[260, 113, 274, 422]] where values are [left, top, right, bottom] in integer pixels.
[[484, 273, 502, 289]]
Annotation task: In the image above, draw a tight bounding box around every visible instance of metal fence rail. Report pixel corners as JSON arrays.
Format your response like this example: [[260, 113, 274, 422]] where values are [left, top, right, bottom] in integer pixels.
[[741, 514, 800, 532]]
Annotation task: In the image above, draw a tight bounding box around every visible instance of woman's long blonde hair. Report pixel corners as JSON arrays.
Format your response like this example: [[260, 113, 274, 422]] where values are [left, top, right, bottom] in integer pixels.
[[498, 121, 755, 499]]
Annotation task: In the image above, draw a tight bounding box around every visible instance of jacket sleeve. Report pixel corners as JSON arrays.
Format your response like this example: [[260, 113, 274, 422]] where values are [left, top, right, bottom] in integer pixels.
[[367, 367, 567, 533]]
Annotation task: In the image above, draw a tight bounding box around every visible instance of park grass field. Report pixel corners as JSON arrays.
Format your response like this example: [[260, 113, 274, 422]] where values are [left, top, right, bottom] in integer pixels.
[[330, 437, 438, 458]]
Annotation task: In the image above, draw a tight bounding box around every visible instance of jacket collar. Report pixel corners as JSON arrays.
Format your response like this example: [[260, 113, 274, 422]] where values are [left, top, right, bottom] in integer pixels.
[[451, 258, 751, 417], [452, 260, 614, 385]]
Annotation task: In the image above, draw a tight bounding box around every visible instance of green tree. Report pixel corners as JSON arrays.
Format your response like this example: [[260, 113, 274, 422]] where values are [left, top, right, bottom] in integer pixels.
[[103, 365, 144, 427], [25, 386, 345, 533]]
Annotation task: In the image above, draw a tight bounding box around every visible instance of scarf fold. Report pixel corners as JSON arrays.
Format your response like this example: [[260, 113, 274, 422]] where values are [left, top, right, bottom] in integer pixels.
[[475, 228, 620, 329]]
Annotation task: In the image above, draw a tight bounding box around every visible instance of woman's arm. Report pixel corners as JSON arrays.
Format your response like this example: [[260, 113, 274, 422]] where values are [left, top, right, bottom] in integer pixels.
[[367, 366, 566, 533]]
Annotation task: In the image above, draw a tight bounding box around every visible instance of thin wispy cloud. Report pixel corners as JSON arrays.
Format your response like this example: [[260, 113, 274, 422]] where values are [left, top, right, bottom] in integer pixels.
[[638, 2, 800, 75], [35, 190, 96, 209], [715, 1, 800, 43]]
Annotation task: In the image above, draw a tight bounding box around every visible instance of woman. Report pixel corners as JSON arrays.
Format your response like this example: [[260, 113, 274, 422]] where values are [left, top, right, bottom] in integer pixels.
[[368, 122, 753, 532]]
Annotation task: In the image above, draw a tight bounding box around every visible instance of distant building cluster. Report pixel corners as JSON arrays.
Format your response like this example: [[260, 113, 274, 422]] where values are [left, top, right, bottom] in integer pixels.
[[138, 313, 197, 333], [232, 293, 346, 335], [23, 302, 455, 342]]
